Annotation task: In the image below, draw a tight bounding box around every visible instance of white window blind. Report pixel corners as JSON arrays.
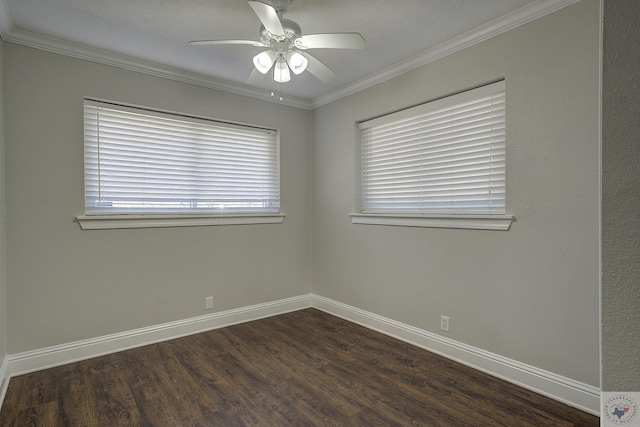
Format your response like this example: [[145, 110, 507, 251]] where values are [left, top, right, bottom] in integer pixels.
[[359, 80, 505, 215], [84, 100, 279, 215]]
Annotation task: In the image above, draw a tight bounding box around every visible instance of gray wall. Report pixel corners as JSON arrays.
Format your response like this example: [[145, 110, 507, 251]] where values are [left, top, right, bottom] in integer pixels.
[[312, 0, 601, 387], [602, 0, 640, 391], [3, 44, 313, 353]]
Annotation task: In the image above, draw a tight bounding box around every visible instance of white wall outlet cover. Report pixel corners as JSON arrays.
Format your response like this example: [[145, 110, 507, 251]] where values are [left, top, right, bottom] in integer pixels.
[[440, 315, 450, 332]]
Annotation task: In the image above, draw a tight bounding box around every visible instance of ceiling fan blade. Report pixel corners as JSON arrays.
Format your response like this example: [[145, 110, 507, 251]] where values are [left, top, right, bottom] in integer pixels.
[[189, 40, 267, 47], [248, 1, 285, 38], [246, 68, 267, 85], [299, 52, 337, 83], [295, 33, 365, 50]]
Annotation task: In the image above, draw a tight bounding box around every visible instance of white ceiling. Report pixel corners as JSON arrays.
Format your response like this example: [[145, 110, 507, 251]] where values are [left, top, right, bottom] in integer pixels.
[[0, 0, 577, 108]]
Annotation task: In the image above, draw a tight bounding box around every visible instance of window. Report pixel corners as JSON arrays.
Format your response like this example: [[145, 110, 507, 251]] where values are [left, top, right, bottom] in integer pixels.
[[353, 81, 512, 230], [78, 100, 282, 229]]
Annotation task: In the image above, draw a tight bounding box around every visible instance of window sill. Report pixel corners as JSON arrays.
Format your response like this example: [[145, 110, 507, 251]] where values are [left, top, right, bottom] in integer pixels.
[[350, 213, 513, 231], [76, 213, 286, 230]]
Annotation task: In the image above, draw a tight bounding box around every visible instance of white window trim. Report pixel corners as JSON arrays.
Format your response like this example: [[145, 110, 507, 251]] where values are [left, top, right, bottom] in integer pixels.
[[350, 213, 513, 231], [79, 99, 282, 229], [76, 213, 286, 230]]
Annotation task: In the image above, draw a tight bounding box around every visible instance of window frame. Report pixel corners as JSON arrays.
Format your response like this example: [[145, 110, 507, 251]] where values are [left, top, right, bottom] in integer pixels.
[[77, 99, 285, 230], [353, 81, 513, 231]]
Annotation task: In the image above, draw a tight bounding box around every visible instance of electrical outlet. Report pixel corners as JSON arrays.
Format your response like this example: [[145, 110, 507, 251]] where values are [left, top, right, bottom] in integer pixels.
[[205, 296, 213, 310], [440, 315, 450, 332]]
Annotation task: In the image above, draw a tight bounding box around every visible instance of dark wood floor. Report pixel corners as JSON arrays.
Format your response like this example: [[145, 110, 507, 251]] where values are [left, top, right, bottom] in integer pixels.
[[1, 308, 598, 426]]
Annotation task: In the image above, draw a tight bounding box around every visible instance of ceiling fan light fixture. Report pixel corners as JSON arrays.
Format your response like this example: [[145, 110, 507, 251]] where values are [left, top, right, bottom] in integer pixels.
[[190, 0, 366, 86], [253, 50, 276, 74], [274, 58, 291, 83], [286, 51, 308, 75]]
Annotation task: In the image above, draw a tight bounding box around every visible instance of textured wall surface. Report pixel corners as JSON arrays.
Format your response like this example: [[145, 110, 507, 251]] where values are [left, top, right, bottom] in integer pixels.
[[602, 0, 640, 391], [4, 45, 313, 353], [312, 0, 601, 387], [0, 41, 6, 362]]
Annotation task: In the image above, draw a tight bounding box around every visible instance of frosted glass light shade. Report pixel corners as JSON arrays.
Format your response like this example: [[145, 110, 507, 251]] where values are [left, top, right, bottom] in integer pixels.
[[286, 51, 308, 74], [274, 59, 291, 83], [253, 50, 276, 74]]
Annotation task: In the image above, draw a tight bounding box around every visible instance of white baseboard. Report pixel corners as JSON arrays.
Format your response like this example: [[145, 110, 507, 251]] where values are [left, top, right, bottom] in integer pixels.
[[311, 294, 600, 416], [1, 293, 600, 416], [6, 294, 312, 378]]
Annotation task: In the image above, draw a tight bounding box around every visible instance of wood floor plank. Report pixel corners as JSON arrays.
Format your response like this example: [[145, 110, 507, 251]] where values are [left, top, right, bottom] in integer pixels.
[[0, 309, 599, 426], [12, 401, 59, 427], [4, 369, 60, 413]]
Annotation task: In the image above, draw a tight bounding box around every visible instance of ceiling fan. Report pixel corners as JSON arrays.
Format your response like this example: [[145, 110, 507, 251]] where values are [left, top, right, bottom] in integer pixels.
[[189, 0, 365, 84]]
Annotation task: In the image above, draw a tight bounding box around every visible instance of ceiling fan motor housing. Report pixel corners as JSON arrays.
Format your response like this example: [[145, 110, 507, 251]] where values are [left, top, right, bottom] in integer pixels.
[[260, 18, 301, 47]]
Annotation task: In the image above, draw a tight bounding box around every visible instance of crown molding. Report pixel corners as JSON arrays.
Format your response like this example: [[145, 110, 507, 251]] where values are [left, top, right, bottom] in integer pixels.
[[0, 25, 313, 109], [0, 0, 581, 111], [310, 0, 582, 109], [0, 0, 12, 40]]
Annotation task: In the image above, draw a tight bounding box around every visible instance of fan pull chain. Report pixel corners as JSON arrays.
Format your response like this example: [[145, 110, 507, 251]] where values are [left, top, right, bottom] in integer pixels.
[[269, 73, 284, 103], [270, 90, 283, 101]]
